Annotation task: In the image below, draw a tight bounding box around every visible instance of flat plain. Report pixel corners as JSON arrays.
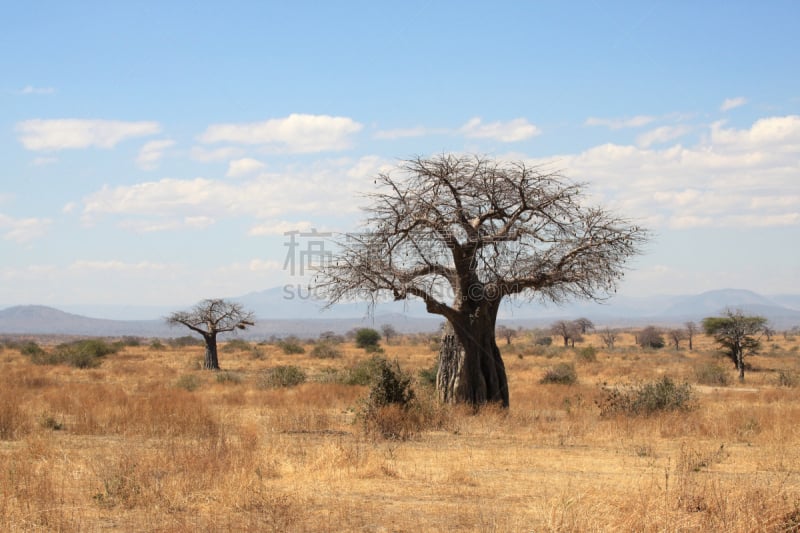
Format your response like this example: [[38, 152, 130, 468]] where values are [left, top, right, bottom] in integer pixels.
[[1, 330, 799, 532]]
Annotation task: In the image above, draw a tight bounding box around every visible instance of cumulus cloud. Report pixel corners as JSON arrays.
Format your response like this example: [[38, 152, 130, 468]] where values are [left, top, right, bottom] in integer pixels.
[[80, 156, 380, 230], [529, 115, 800, 230], [374, 126, 445, 139], [226, 158, 265, 178], [190, 146, 246, 162], [136, 139, 175, 170], [199, 113, 363, 153], [0, 214, 52, 243], [584, 115, 655, 129], [720, 97, 747, 111], [460, 117, 541, 142], [118, 216, 215, 233], [17, 119, 160, 151], [636, 125, 692, 147]]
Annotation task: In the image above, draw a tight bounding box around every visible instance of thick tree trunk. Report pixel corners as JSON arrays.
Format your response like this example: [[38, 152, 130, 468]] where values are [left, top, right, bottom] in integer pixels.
[[203, 333, 220, 370], [436, 308, 509, 408]]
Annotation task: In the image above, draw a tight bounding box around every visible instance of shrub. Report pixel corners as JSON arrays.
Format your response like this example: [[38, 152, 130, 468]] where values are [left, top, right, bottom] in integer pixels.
[[20, 341, 45, 357], [260, 365, 307, 388], [597, 376, 695, 417], [28, 339, 119, 368], [637, 326, 665, 349], [340, 355, 388, 386], [360, 359, 418, 440], [695, 362, 730, 386], [540, 362, 578, 385], [355, 328, 381, 350], [534, 335, 553, 346], [576, 345, 597, 363], [176, 374, 201, 392], [277, 337, 305, 355], [418, 363, 438, 388], [149, 339, 165, 350], [170, 335, 204, 347], [223, 338, 251, 352], [310, 342, 341, 359]]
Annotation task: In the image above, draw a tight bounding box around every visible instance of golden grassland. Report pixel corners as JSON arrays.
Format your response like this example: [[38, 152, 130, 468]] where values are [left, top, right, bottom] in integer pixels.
[[1, 331, 800, 532]]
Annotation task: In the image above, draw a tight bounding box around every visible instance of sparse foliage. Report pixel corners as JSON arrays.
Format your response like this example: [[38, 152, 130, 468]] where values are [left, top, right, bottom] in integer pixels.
[[685, 321, 698, 351], [669, 328, 687, 350], [574, 317, 595, 334], [597, 377, 695, 417], [166, 299, 254, 370], [315, 154, 647, 407], [496, 325, 518, 345], [540, 362, 578, 385], [380, 324, 398, 344], [703, 309, 767, 382], [551, 320, 581, 347], [600, 327, 618, 349]]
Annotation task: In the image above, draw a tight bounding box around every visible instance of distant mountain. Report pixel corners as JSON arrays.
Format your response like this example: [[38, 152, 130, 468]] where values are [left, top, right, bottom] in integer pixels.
[[0, 305, 172, 337], [3, 288, 799, 338]]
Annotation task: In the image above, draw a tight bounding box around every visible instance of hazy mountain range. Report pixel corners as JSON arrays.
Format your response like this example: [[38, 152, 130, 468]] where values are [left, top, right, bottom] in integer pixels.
[[1, 288, 799, 339]]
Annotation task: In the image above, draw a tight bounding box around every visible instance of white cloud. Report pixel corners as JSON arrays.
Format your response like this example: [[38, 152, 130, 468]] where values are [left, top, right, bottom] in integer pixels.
[[20, 85, 55, 95], [529, 114, 800, 230], [199, 113, 363, 153], [16, 119, 161, 151], [720, 97, 747, 111], [80, 157, 376, 229], [374, 126, 444, 139], [0, 214, 52, 242], [584, 115, 655, 129], [226, 157, 265, 178], [460, 117, 541, 142], [118, 216, 215, 233], [636, 125, 692, 147], [137, 139, 175, 170]]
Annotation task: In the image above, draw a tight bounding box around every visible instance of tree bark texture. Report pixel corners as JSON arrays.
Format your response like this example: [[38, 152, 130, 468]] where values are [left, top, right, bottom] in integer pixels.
[[203, 333, 220, 370], [437, 312, 509, 408]]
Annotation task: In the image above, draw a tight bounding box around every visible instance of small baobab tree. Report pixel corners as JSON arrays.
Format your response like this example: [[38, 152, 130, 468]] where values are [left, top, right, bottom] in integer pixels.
[[166, 299, 255, 370], [574, 317, 595, 334], [315, 154, 647, 407], [685, 321, 698, 351], [600, 327, 618, 349], [669, 328, 687, 350], [496, 325, 518, 345]]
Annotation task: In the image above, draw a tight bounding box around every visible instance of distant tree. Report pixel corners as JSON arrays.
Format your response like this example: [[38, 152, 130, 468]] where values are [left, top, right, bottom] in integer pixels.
[[496, 325, 518, 346], [637, 326, 665, 349], [703, 309, 767, 382], [668, 328, 687, 350], [355, 328, 381, 350], [600, 327, 618, 349], [551, 320, 580, 347], [319, 330, 344, 344], [684, 321, 698, 351], [166, 299, 254, 370], [762, 325, 775, 342], [380, 324, 398, 345], [574, 318, 595, 334]]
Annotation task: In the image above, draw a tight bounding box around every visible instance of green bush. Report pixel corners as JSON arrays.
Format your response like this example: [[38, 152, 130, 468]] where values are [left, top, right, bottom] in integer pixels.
[[597, 376, 695, 417], [694, 362, 730, 386], [355, 328, 381, 350], [340, 355, 388, 386], [149, 339, 165, 350], [310, 342, 341, 359], [170, 336, 204, 347], [534, 335, 553, 346], [418, 363, 438, 388], [277, 337, 305, 354], [27, 339, 119, 368], [20, 341, 45, 357], [360, 359, 417, 440], [259, 365, 307, 388], [540, 362, 578, 385]]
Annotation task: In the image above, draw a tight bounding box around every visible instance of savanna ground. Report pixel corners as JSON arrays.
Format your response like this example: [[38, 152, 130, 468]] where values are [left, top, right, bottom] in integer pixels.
[[1, 329, 800, 532]]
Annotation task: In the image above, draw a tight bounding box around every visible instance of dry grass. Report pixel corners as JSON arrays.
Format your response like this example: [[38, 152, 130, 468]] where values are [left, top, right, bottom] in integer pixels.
[[1, 331, 799, 531]]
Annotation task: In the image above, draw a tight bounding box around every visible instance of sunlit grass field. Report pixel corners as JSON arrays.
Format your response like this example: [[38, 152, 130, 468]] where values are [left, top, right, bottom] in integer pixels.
[[1, 330, 799, 531]]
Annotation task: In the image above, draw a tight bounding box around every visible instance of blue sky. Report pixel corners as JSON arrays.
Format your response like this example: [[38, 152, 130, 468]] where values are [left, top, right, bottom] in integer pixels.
[[1, 1, 798, 310]]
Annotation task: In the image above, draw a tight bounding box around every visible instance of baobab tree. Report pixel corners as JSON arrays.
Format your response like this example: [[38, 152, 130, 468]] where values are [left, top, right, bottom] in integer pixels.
[[551, 320, 581, 347], [315, 154, 647, 407], [166, 299, 254, 370]]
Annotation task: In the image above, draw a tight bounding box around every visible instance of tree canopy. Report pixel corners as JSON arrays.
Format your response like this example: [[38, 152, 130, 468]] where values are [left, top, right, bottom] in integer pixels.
[[316, 154, 648, 406], [703, 309, 767, 381]]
